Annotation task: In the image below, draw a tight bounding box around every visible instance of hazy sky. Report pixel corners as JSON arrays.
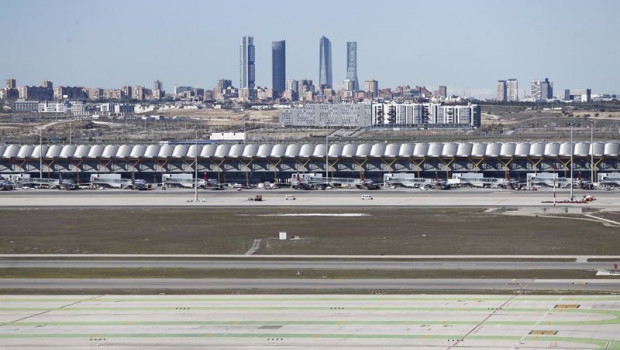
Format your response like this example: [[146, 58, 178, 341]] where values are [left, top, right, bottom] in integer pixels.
[[2, 0, 619, 98]]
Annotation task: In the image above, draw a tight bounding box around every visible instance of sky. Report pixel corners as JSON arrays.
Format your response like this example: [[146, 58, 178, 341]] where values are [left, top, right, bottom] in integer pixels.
[[2, 0, 619, 98]]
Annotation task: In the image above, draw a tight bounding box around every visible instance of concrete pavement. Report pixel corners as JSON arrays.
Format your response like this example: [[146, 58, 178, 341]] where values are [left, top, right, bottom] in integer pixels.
[[3, 278, 620, 292], [0, 258, 618, 271]]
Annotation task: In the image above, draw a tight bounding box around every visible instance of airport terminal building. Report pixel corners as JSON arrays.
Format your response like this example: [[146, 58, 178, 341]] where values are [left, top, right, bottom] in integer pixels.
[[0, 141, 618, 184]]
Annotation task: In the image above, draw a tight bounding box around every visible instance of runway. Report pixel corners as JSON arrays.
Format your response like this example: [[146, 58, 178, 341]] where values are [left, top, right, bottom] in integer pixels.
[[2, 294, 619, 349], [0, 258, 616, 271], [3, 278, 620, 292]]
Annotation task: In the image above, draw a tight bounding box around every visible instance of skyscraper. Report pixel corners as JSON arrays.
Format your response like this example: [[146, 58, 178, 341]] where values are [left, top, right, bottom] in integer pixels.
[[240, 36, 255, 90], [319, 36, 332, 90], [346, 42, 359, 91], [272, 40, 286, 96]]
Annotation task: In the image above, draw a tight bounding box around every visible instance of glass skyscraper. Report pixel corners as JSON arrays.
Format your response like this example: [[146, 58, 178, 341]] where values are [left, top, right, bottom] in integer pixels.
[[240, 36, 255, 89], [319, 36, 332, 90], [346, 41, 359, 91], [272, 40, 286, 96]]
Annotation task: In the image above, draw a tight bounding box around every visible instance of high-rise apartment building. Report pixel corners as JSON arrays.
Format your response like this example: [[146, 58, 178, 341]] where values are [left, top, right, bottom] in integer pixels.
[[346, 42, 359, 91], [531, 78, 553, 101], [272, 40, 286, 96], [5, 79, 16, 89], [240, 36, 256, 90], [497, 80, 507, 102], [153, 80, 164, 100], [319, 36, 332, 90], [285, 79, 299, 101], [40, 80, 53, 89], [507, 78, 518, 102], [121, 86, 132, 100], [364, 80, 378, 97], [437, 86, 447, 98], [215, 79, 232, 94]]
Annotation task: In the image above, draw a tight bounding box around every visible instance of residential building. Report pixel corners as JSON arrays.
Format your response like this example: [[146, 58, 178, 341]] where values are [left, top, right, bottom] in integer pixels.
[[497, 80, 508, 102], [53, 86, 86, 100], [280, 103, 371, 127], [531, 78, 553, 101], [38, 101, 67, 113], [173, 86, 193, 95], [319, 36, 332, 90], [153, 80, 164, 100], [497, 80, 507, 102], [18, 85, 53, 100], [372, 102, 480, 128], [5, 79, 16, 89], [342, 79, 355, 92], [121, 86, 132, 100], [38, 101, 85, 115], [133, 86, 146, 101], [13, 99, 39, 112], [86, 88, 103, 101], [214, 79, 232, 94], [437, 85, 447, 98], [40, 80, 53, 89], [345, 41, 359, 91], [364, 80, 378, 98], [272, 40, 286, 97], [507, 78, 518, 101], [285, 79, 299, 101]]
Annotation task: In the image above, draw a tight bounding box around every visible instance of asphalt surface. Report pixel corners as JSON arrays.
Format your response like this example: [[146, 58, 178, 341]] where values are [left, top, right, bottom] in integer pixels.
[[1, 187, 619, 208], [0, 259, 616, 270], [3, 278, 620, 292]]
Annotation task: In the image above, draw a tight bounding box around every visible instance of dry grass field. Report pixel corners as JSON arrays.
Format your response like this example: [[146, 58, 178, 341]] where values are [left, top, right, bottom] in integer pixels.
[[1, 207, 618, 255]]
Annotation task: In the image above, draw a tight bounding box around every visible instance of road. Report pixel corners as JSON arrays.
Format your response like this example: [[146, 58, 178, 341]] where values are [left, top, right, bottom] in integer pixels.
[[0, 259, 616, 270], [1, 188, 618, 208], [3, 278, 620, 292]]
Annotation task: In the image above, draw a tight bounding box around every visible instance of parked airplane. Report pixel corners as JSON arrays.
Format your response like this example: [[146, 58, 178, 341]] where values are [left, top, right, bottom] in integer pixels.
[[355, 174, 380, 190], [291, 173, 315, 190], [54, 173, 78, 190], [123, 179, 151, 190], [428, 172, 450, 190]]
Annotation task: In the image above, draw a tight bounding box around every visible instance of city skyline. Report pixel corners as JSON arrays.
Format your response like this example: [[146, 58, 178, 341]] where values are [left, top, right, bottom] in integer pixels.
[[1, 0, 619, 98]]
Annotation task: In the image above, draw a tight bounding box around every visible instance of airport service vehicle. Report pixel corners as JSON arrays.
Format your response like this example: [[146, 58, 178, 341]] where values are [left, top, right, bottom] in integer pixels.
[[0, 178, 14, 191], [285, 194, 296, 200], [361, 194, 373, 200], [248, 194, 263, 201]]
